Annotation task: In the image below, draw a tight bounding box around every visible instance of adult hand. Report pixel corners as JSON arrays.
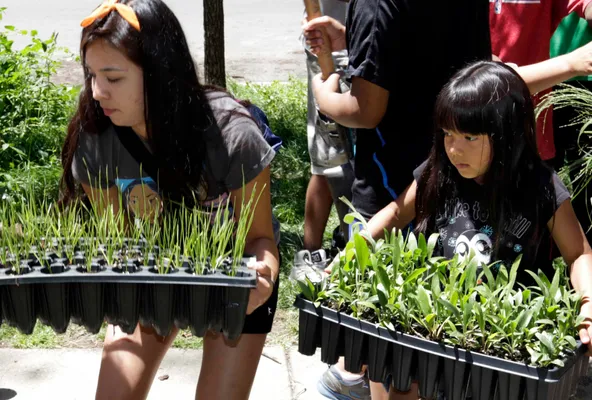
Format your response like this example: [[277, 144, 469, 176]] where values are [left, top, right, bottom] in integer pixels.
[[302, 15, 346, 54], [578, 296, 592, 355], [246, 261, 275, 315]]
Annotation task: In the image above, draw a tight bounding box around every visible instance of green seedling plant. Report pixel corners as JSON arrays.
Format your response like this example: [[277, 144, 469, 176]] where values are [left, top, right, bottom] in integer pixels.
[[297, 199, 585, 368], [231, 182, 264, 274]]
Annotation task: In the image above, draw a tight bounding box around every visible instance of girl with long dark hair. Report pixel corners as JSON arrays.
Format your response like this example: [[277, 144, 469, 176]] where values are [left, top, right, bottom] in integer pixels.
[[61, 1, 279, 398], [368, 61, 592, 376]]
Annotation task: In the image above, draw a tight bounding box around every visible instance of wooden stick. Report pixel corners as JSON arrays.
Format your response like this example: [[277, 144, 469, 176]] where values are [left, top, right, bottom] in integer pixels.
[[303, 0, 335, 80]]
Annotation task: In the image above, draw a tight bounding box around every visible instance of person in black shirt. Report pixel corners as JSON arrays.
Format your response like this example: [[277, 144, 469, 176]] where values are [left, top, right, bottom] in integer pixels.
[[305, 1, 491, 398], [306, 0, 491, 221]]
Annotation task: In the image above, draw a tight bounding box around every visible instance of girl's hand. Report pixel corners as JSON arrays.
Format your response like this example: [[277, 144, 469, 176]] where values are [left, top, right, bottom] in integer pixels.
[[246, 261, 275, 315], [578, 297, 592, 355]]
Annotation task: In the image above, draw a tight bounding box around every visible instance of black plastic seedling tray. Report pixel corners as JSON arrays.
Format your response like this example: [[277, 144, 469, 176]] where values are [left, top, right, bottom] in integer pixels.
[[295, 295, 589, 400], [0, 252, 256, 340]]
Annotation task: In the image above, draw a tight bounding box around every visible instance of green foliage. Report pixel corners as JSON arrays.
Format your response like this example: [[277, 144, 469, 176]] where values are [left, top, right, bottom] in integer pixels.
[[296, 210, 583, 368], [0, 10, 79, 203]]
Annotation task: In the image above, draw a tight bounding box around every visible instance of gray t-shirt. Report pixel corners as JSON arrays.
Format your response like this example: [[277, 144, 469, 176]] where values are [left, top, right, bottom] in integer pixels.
[[72, 92, 279, 241]]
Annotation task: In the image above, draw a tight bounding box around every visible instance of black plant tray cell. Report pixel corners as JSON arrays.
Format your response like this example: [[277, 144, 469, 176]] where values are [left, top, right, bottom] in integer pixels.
[[70, 265, 106, 334], [0, 266, 37, 334], [185, 285, 209, 337], [36, 264, 71, 334], [174, 284, 190, 331], [144, 269, 176, 337], [298, 308, 322, 356], [105, 281, 141, 335], [294, 295, 588, 399], [207, 286, 225, 333], [391, 343, 417, 393], [366, 326, 391, 383], [340, 314, 368, 374], [222, 286, 250, 341], [442, 357, 471, 400], [471, 365, 496, 400]]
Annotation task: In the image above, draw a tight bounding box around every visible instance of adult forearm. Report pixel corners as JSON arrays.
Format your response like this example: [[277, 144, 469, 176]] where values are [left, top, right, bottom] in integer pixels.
[[570, 253, 592, 298], [316, 91, 378, 129], [516, 55, 579, 94]]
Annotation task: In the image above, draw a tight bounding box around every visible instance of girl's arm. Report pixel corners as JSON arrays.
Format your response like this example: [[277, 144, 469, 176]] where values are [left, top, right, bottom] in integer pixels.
[[229, 166, 279, 315], [367, 180, 417, 239], [549, 200, 592, 351]]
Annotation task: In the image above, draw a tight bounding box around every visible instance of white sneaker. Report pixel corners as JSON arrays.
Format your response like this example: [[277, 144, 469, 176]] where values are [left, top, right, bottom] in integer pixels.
[[290, 249, 328, 283]]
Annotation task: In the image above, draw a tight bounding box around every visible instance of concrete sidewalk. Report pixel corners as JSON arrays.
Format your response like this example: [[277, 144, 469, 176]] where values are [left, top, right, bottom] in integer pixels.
[[1, 346, 592, 399], [0, 346, 328, 400]]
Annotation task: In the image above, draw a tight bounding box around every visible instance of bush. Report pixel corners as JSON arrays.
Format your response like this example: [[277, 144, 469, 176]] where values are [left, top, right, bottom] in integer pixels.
[[0, 8, 78, 202]]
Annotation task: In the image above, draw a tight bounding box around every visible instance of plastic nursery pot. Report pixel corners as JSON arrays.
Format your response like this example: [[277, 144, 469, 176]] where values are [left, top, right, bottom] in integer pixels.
[[470, 365, 497, 400], [222, 286, 250, 341], [71, 264, 106, 334], [144, 267, 177, 337], [391, 343, 416, 393], [416, 351, 441, 400], [105, 264, 142, 334], [0, 264, 36, 334], [320, 306, 344, 365], [186, 284, 210, 337], [443, 358, 471, 400], [366, 335, 391, 383], [495, 371, 524, 400], [340, 314, 368, 374], [207, 285, 225, 333], [297, 308, 321, 356], [36, 262, 71, 333]]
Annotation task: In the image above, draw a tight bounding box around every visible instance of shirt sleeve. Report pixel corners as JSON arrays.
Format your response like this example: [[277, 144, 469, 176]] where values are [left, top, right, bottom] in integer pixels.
[[218, 110, 275, 191], [71, 131, 114, 189], [346, 0, 401, 91], [552, 172, 571, 208], [413, 160, 428, 182]]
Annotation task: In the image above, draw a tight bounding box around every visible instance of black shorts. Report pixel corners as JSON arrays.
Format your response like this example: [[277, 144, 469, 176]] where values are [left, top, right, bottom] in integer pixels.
[[241, 275, 280, 334]]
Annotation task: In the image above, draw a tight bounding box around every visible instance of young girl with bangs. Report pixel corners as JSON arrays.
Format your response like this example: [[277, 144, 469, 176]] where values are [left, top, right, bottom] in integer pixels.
[[60, 1, 279, 398], [367, 60, 592, 399]]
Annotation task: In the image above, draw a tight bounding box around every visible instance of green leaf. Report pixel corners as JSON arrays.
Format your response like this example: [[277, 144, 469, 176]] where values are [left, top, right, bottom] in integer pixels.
[[374, 262, 391, 295], [418, 233, 427, 256], [297, 279, 314, 301], [427, 233, 439, 259], [406, 232, 418, 252], [354, 233, 369, 275], [5, 25, 15, 31], [404, 268, 427, 286], [438, 298, 461, 321], [536, 332, 556, 354], [417, 286, 433, 316]]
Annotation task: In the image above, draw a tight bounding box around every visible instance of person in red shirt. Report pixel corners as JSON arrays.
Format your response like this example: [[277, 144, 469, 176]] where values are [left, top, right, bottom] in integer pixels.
[[490, 0, 592, 162]]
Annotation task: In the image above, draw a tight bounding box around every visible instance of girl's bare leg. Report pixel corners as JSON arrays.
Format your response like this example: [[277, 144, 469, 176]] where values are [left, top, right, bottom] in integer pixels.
[[95, 324, 178, 400], [195, 331, 267, 400]]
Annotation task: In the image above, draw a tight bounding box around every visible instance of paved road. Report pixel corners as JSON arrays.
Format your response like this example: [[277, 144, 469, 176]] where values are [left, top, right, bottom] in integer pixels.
[[1, 0, 306, 83]]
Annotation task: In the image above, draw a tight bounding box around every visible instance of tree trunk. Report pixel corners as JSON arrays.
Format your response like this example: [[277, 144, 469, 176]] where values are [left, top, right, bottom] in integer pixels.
[[203, 0, 226, 88]]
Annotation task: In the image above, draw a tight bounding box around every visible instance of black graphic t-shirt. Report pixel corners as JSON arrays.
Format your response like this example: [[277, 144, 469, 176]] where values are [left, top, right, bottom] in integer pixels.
[[413, 162, 571, 282]]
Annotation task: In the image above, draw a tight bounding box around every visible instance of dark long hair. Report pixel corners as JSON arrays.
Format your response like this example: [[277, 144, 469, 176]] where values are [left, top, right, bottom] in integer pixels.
[[415, 61, 555, 260], [60, 0, 220, 204]]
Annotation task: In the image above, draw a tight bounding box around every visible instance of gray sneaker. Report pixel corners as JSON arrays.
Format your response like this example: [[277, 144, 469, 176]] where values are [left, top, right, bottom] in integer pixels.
[[289, 249, 328, 283], [317, 365, 370, 400]]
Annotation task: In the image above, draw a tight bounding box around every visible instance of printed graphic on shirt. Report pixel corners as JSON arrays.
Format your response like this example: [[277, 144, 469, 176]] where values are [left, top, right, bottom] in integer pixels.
[[438, 198, 532, 266], [115, 177, 163, 220], [491, 0, 540, 14]]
